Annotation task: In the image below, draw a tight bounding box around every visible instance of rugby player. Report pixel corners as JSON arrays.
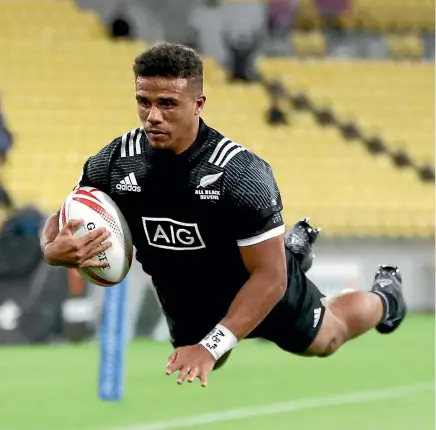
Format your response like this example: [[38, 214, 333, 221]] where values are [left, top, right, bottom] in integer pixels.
[[40, 43, 406, 388]]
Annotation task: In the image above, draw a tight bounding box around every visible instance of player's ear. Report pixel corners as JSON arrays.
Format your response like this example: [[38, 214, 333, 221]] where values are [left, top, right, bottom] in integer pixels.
[[195, 95, 206, 116]]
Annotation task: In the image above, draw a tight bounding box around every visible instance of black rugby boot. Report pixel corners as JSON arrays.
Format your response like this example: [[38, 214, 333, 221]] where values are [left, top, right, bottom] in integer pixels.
[[284, 217, 321, 273], [371, 265, 407, 334]]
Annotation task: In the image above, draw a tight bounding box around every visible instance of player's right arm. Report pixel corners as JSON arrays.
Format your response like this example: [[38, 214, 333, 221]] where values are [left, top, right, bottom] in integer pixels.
[[41, 143, 114, 267], [41, 215, 111, 268]]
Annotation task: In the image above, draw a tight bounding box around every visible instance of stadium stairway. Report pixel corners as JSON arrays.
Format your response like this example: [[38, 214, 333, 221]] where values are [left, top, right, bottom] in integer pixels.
[[254, 58, 434, 237], [257, 59, 434, 169]]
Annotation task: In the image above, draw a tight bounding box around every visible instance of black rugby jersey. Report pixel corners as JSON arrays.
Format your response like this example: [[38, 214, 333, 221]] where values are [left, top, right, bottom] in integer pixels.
[[76, 119, 285, 325]]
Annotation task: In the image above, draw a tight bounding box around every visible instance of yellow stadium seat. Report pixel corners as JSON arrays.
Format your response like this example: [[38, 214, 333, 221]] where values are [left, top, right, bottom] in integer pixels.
[[293, 0, 435, 32], [0, 0, 433, 238], [291, 31, 326, 57], [387, 34, 424, 60], [258, 59, 433, 164], [256, 58, 433, 236], [352, 0, 435, 32]]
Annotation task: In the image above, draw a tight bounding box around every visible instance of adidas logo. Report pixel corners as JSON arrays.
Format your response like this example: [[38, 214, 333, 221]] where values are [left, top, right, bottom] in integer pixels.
[[376, 279, 393, 288], [313, 307, 321, 328], [116, 173, 141, 192]]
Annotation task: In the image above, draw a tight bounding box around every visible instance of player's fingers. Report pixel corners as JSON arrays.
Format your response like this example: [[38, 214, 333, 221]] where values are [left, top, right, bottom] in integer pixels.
[[167, 351, 178, 367], [80, 227, 109, 246], [90, 230, 111, 246], [85, 241, 112, 260], [166, 354, 179, 375], [61, 219, 83, 234], [187, 367, 199, 383], [176, 367, 191, 385], [166, 361, 181, 376], [79, 258, 110, 268], [199, 371, 208, 388]]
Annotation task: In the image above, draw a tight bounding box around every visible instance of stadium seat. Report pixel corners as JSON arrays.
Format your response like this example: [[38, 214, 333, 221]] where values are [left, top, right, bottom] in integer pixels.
[[0, 0, 433, 238], [291, 31, 326, 57], [256, 58, 433, 237], [353, 0, 435, 32], [294, 0, 435, 32], [386, 34, 424, 60], [202, 85, 434, 238], [258, 59, 434, 166]]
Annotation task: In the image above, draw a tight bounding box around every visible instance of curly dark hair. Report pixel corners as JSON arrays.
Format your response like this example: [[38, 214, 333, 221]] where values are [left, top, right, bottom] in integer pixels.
[[133, 43, 203, 91]]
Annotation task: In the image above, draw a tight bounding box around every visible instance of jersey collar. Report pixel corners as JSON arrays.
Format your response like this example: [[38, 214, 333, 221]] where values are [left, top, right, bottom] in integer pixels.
[[175, 117, 209, 163]]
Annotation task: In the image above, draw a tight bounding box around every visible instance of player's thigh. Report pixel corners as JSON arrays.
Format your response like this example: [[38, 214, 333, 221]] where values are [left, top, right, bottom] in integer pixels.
[[302, 299, 348, 357], [251, 264, 329, 354]]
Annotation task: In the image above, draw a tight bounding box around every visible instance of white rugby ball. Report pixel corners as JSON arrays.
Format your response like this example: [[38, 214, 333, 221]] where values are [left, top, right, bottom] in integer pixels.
[[59, 186, 133, 287]]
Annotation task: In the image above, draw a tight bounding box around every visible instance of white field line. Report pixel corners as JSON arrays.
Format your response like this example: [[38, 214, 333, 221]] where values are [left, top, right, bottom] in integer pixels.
[[107, 381, 434, 430]]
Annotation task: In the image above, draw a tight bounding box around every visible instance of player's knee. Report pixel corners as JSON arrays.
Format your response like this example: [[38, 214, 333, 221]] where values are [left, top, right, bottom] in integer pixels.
[[317, 318, 348, 358], [213, 350, 232, 371], [318, 335, 343, 357]]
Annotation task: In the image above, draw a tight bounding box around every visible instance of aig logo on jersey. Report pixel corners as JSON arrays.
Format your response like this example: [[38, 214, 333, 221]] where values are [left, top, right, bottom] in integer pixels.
[[143, 217, 206, 251]]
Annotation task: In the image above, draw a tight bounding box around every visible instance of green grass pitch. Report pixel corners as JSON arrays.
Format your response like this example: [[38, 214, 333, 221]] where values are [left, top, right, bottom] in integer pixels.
[[0, 314, 434, 430]]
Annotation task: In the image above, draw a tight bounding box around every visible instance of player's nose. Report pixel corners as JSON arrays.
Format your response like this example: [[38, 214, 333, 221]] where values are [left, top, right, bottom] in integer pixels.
[[147, 106, 163, 124]]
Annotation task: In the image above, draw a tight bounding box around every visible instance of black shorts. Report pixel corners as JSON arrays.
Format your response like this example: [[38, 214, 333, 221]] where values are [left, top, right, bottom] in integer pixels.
[[166, 249, 326, 354]]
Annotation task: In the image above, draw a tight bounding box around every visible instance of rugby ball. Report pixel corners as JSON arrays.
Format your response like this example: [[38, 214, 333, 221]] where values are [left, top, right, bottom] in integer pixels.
[[59, 186, 133, 287]]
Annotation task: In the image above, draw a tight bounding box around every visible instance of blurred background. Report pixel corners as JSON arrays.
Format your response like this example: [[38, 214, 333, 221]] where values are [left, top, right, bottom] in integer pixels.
[[0, 0, 434, 429]]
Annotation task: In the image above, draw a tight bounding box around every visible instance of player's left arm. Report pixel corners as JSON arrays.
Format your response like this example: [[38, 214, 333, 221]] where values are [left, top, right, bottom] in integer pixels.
[[166, 157, 287, 387], [198, 157, 287, 359], [220, 233, 287, 340]]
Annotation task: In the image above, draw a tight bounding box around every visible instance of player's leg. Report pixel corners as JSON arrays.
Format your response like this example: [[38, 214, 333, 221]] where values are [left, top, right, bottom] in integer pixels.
[[256, 222, 407, 357], [285, 217, 320, 273], [304, 265, 407, 357]]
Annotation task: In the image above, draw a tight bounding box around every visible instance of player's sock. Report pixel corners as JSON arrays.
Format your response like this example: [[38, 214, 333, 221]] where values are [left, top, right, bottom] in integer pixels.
[[284, 217, 321, 273], [370, 265, 407, 334]]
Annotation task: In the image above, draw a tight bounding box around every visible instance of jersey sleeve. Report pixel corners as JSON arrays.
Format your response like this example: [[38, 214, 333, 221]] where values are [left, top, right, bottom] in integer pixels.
[[73, 141, 115, 193], [226, 157, 286, 247]]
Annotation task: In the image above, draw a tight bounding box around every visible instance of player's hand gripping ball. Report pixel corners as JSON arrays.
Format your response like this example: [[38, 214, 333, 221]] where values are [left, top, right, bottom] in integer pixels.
[[166, 345, 217, 387], [59, 187, 133, 287]]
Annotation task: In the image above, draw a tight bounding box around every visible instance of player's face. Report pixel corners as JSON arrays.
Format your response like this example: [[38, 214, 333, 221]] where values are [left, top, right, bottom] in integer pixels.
[[135, 76, 205, 153]]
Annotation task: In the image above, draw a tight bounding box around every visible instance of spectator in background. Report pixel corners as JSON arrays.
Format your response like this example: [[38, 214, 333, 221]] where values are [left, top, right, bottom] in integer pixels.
[[266, 101, 288, 125], [0, 184, 14, 228], [266, 79, 287, 103], [0, 93, 14, 228], [223, 31, 262, 82], [0, 94, 13, 166], [183, 26, 202, 53], [108, 5, 132, 39], [267, 0, 298, 38], [265, 79, 289, 125], [315, 0, 350, 31]]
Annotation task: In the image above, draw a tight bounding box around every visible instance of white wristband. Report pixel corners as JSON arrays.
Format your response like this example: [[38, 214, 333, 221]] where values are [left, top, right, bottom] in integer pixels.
[[199, 324, 238, 360]]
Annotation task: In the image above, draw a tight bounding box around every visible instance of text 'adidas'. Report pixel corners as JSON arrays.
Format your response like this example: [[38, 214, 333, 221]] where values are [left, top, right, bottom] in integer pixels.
[[117, 172, 141, 192]]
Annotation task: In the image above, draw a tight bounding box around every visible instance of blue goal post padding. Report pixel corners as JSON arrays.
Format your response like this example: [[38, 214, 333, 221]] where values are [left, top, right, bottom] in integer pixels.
[[98, 280, 127, 402]]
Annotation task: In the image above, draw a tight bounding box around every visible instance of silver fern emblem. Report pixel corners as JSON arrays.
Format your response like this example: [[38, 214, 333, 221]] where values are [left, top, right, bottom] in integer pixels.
[[197, 172, 224, 188]]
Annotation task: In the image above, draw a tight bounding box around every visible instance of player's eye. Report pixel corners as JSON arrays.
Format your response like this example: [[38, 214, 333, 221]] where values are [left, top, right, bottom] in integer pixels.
[[161, 100, 175, 108], [136, 97, 150, 106]]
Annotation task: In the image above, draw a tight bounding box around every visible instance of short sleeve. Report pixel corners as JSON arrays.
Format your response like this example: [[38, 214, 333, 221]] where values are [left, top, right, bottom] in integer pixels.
[[73, 141, 115, 193], [226, 158, 285, 246]]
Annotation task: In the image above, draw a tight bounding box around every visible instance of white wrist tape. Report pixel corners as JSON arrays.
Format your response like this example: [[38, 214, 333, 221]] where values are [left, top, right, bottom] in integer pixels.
[[199, 324, 238, 360]]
